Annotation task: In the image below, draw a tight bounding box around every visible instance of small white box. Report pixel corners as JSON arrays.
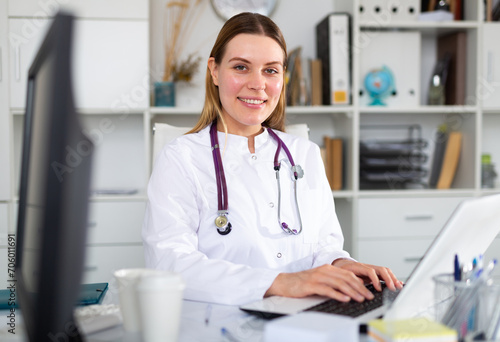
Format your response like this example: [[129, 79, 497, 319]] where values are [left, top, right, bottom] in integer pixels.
[[358, 0, 420, 23], [263, 312, 359, 342]]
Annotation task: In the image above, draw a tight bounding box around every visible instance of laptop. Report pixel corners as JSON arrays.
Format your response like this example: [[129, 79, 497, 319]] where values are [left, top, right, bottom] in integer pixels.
[[240, 194, 500, 322]]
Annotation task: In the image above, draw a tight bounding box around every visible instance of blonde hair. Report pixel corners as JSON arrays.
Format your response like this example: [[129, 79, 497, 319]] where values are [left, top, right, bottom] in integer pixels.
[[187, 12, 288, 134]]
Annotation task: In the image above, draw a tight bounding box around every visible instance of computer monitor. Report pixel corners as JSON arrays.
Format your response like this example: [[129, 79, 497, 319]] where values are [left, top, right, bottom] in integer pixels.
[[15, 12, 93, 342]]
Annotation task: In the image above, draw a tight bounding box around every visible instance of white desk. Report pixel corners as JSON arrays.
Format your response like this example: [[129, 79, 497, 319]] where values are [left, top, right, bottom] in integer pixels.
[[1, 297, 369, 341]]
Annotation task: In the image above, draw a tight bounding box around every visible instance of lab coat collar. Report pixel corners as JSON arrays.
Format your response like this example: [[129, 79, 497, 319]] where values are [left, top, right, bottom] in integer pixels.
[[197, 125, 273, 153]]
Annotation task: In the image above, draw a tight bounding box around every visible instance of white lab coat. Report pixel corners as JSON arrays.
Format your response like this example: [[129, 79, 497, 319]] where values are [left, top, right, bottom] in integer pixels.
[[142, 125, 351, 305]]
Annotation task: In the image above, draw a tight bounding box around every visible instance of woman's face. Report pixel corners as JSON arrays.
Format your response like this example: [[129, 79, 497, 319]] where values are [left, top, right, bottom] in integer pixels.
[[208, 33, 285, 136]]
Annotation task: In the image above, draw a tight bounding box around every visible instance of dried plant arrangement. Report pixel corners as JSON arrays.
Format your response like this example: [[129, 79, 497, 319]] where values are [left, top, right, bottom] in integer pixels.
[[162, 0, 205, 82]]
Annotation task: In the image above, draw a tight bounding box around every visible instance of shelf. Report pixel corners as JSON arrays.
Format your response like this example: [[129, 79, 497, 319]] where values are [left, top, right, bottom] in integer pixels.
[[287, 105, 353, 115], [482, 108, 500, 114], [148, 105, 354, 116], [357, 189, 477, 198], [359, 105, 478, 114], [149, 106, 202, 115], [89, 193, 148, 202], [360, 20, 479, 35], [11, 108, 148, 115], [332, 190, 355, 198]]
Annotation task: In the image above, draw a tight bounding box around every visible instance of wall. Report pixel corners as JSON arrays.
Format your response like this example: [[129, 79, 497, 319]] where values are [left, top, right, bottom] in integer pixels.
[[149, 0, 336, 107]]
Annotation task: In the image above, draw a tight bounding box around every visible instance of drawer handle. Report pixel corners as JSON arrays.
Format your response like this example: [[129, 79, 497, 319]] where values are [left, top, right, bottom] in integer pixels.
[[87, 221, 97, 228], [84, 266, 98, 272], [404, 214, 433, 221], [404, 257, 423, 263], [15, 46, 20, 81]]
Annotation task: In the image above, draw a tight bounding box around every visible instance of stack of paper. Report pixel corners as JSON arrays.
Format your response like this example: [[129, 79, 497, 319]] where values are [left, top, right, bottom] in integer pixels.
[[368, 318, 457, 342]]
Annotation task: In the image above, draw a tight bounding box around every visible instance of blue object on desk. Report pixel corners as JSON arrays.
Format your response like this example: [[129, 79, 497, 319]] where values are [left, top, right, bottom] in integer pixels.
[[78, 282, 109, 306], [0, 282, 108, 310]]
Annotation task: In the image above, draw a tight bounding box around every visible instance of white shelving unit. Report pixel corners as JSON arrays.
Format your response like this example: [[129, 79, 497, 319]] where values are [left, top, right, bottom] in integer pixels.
[[145, 0, 500, 279], [1, 0, 500, 287], [1, 0, 150, 286]]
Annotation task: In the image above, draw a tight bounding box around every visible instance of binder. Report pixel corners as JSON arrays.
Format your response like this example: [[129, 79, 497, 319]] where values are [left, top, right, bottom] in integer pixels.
[[429, 125, 448, 188], [0, 282, 108, 309], [310, 59, 323, 106], [436, 131, 462, 189], [316, 13, 351, 105], [323, 137, 344, 190], [78, 282, 109, 305], [437, 31, 467, 105]]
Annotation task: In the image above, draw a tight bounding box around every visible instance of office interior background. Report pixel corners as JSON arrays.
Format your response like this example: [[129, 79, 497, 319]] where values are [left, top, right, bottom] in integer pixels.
[[0, 0, 499, 288]]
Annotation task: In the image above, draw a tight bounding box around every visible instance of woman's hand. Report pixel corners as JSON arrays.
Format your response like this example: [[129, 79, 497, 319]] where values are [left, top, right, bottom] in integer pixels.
[[264, 261, 403, 302], [332, 259, 404, 292]]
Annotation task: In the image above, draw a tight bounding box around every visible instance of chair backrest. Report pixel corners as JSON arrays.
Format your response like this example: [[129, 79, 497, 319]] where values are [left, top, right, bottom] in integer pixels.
[[152, 122, 309, 166], [152, 123, 191, 166]]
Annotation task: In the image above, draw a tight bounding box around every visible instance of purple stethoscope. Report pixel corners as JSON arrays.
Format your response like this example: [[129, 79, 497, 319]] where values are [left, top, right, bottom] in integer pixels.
[[210, 121, 304, 236]]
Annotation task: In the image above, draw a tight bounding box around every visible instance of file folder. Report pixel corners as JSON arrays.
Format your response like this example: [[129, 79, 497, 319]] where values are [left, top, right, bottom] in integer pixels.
[[316, 13, 351, 105]]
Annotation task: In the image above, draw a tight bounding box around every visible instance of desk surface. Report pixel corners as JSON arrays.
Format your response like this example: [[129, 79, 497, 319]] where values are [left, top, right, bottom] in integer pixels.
[[0, 297, 369, 342]]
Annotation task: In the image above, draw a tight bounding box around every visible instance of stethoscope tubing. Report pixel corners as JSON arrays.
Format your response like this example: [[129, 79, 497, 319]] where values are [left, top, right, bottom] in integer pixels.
[[209, 121, 303, 235]]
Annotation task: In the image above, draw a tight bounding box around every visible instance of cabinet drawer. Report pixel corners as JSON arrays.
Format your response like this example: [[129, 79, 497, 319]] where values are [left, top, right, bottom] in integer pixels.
[[357, 238, 434, 280], [83, 245, 145, 284], [87, 201, 146, 244], [358, 197, 465, 238]]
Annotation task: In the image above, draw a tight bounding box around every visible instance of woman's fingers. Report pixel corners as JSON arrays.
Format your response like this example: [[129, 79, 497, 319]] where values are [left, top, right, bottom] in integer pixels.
[[266, 264, 378, 302]]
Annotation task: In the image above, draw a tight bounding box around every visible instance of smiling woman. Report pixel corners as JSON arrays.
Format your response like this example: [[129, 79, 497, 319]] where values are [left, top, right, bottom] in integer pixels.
[[208, 33, 284, 141], [142, 12, 403, 306]]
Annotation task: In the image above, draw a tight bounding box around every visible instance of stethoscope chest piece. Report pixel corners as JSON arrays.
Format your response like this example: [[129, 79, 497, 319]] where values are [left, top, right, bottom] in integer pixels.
[[215, 214, 232, 235]]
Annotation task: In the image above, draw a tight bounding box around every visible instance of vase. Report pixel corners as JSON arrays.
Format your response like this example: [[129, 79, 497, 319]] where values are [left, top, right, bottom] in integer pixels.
[[154, 81, 175, 107]]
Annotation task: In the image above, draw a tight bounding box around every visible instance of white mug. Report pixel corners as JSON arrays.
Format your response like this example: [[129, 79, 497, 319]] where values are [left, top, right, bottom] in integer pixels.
[[113, 268, 163, 332], [137, 272, 185, 342]]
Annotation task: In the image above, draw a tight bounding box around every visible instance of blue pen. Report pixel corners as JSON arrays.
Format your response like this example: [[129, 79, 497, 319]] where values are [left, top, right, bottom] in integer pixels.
[[454, 254, 461, 281], [221, 327, 240, 342]]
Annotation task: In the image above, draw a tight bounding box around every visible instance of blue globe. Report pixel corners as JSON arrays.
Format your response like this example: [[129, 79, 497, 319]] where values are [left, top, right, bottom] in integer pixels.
[[364, 66, 395, 106]]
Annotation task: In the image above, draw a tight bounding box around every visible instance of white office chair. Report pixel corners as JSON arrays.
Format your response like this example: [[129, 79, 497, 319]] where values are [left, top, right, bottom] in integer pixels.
[[152, 122, 309, 166], [152, 123, 191, 166]]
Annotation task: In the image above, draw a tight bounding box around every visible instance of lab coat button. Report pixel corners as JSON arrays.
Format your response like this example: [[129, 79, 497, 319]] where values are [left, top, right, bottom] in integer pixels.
[[277, 253, 282, 258], [269, 202, 274, 208], [251, 155, 257, 160]]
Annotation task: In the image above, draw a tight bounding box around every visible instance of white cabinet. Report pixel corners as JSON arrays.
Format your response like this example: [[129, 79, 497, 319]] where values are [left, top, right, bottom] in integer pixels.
[[87, 201, 145, 244], [358, 239, 433, 280], [83, 245, 145, 284], [9, 18, 149, 109], [358, 197, 466, 239], [3, 1, 150, 286], [357, 196, 465, 278]]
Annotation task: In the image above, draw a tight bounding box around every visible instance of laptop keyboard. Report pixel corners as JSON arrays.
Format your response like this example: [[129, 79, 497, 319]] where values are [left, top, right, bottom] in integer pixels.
[[304, 283, 389, 318]]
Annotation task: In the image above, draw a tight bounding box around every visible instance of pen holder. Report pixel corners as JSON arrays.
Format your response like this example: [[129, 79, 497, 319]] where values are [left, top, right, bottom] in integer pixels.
[[433, 274, 500, 340], [433, 273, 474, 324], [476, 281, 500, 341]]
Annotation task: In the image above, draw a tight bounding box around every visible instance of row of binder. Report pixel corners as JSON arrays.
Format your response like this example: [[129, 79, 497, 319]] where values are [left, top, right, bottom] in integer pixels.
[[315, 13, 421, 108]]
